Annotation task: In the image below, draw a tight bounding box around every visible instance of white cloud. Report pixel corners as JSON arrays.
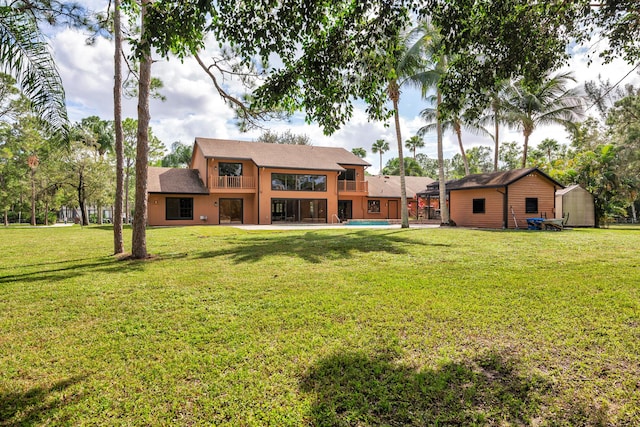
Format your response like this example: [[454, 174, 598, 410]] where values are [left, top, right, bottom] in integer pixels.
[[50, 15, 640, 166]]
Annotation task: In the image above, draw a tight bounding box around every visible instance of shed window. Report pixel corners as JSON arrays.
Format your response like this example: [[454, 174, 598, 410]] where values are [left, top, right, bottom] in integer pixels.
[[472, 198, 485, 214], [166, 197, 193, 220], [525, 198, 538, 214]]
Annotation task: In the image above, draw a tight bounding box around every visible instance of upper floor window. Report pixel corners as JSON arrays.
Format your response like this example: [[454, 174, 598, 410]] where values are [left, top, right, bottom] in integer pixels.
[[271, 173, 327, 191], [219, 162, 242, 176], [338, 168, 356, 181], [525, 198, 538, 214]]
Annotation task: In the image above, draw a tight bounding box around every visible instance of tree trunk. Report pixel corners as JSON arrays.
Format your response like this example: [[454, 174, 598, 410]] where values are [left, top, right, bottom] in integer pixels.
[[493, 107, 499, 171], [131, 0, 152, 259], [389, 80, 409, 228], [78, 170, 89, 226], [436, 89, 449, 224], [113, 0, 125, 254], [45, 199, 49, 226], [454, 122, 469, 175], [522, 130, 531, 168], [124, 166, 130, 223], [30, 168, 36, 226], [3, 210, 7, 226]]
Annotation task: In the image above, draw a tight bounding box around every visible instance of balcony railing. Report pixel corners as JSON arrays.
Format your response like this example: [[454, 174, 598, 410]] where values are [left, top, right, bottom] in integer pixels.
[[210, 175, 256, 190], [337, 180, 368, 193]]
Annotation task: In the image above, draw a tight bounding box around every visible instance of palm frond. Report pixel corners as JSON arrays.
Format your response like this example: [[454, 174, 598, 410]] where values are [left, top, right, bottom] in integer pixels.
[[0, 6, 68, 138]]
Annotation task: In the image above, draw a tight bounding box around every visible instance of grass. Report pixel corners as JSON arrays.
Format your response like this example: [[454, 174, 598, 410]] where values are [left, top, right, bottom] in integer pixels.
[[0, 224, 639, 425]]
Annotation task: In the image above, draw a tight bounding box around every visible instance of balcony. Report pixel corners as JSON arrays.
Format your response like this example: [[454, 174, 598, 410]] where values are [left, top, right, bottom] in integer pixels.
[[338, 180, 368, 193], [210, 175, 256, 192]]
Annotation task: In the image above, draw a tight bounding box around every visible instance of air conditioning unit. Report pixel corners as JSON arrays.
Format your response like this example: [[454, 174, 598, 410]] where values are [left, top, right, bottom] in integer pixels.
[[199, 215, 208, 221]]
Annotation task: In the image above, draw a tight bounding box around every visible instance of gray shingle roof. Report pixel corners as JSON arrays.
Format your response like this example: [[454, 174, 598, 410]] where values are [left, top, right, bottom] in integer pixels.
[[195, 138, 370, 171], [417, 168, 564, 196], [148, 167, 209, 194]]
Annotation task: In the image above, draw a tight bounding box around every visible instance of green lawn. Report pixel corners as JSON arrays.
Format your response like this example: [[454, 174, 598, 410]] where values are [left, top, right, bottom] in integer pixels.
[[1, 225, 638, 426]]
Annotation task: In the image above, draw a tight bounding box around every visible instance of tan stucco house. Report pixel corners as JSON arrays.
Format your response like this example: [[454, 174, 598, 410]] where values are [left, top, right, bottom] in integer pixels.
[[147, 138, 434, 226]]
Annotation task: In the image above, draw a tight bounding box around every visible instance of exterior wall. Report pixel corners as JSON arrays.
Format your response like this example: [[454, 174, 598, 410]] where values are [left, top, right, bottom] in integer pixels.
[[257, 167, 341, 224], [191, 144, 208, 187], [556, 187, 595, 227], [148, 193, 213, 226], [507, 172, 557, 229], [450, 188, 505, 228]]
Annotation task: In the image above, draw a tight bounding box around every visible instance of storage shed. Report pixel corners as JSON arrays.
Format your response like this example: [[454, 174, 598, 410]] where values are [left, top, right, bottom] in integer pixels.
[[555, 185, 595, 227]]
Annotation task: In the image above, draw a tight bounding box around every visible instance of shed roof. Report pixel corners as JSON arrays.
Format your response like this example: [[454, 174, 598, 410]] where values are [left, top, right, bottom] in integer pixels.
[[148, 167, 209, 194], [556, 184, 588, 196], [194, 138, 370, 171], [366, 175, 435, 198], [418, 168, 563, 196]]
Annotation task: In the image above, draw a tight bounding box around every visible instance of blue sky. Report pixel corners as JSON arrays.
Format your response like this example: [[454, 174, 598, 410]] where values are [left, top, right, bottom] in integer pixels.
[[49, 2, 640, 174]]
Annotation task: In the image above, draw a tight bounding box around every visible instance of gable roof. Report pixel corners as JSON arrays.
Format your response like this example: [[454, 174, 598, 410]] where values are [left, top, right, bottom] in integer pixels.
[[556, 184, 589, 196], [148, 167, 209, 194], [418, 168, 563, 196], [366, 175, 435, 198], [194, 138, 370, 171]]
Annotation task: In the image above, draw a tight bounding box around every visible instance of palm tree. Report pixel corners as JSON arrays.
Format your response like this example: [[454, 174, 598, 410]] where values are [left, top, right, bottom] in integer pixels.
[[478, 79, 511, 171], [505, 71, 584, 167], [0, 5, 68, 136], [538, 138, 560, 165], [371, 139, 389, 173], [404, 135, 425, 158], [419, 101, 490, 176], [416, 22, 449, 223], [385, 23, 440, 228]]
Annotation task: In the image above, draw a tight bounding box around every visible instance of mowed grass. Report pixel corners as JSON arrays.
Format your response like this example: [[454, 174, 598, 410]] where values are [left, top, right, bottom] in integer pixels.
[[0, 225, 638, 426]]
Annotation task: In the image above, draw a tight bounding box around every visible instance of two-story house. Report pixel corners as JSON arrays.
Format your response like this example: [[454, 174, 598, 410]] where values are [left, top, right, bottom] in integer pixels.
[[147, 138, 376, 225]]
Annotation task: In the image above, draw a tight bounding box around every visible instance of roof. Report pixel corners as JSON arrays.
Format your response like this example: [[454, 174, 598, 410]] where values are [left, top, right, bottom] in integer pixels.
[[556, 184, 588, 195], [148, 167, 209, 194], [366, 175, 435, 198], [418, 168, 564, 196], [194, 138, 370, 171]]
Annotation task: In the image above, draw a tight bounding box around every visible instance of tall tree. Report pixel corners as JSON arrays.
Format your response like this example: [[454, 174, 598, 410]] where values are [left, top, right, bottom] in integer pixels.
[[161, 141, 192, 167], [113, 0, 125, 254], [131, 0, 152, 259], [505, 71, 584, 167], [382, 157, 425, 177], [371, 139, 390, 173]]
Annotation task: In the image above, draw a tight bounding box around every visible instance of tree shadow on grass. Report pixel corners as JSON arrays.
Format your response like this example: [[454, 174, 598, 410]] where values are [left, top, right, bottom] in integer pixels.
[[195, 229, 449, 264], [0, 375, 85, 426], [300, 348, 602, 426], [0, 253, 187, 286]]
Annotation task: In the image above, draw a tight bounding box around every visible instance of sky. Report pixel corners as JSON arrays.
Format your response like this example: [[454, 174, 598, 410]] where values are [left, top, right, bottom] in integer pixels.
[[47, 2, 640, 174]]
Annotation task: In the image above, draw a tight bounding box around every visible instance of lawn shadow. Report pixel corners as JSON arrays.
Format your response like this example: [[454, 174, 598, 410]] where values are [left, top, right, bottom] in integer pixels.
[[195, 229, 446, 264], [300, 348, 609, 426], [0, 375, 85, 425]]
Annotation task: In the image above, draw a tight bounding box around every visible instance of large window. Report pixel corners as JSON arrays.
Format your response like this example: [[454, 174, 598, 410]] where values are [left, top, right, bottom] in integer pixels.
[[271, 173, 327, 191], [219, 162, 242, 176], [525, 198, 538, 214], [472, 198, 485, 214], [271, 199, 327, 223], [368, 200, 381, 213], [166, 197, 193, 220]]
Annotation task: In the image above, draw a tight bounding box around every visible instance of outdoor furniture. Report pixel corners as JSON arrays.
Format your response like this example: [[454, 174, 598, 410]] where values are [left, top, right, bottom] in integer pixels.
[[526, 217, 545, 230], [542, 218, 564, 231]]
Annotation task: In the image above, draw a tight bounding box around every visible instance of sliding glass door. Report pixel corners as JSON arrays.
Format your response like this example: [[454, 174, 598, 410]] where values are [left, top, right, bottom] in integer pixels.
[[271, 199, 327, 223]]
